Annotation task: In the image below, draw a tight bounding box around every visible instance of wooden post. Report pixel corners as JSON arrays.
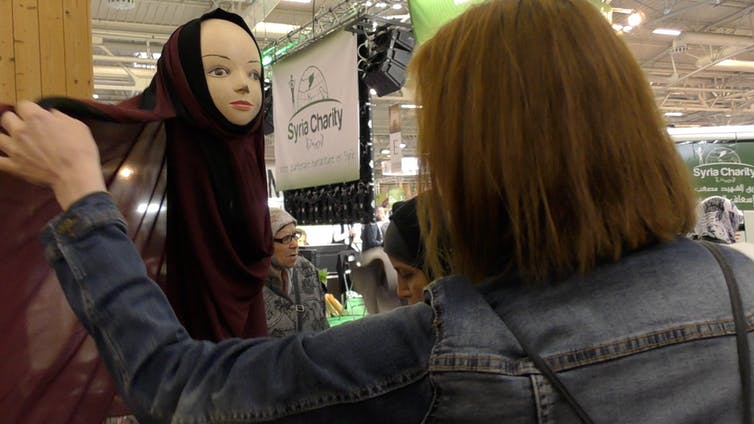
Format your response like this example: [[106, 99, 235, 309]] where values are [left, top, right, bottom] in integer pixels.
[[0, 0, 92, 104]]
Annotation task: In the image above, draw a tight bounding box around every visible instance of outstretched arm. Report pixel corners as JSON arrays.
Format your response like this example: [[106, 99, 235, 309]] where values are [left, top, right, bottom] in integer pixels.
[[0, 101, 435, 421], [0, 100, 105, 210]]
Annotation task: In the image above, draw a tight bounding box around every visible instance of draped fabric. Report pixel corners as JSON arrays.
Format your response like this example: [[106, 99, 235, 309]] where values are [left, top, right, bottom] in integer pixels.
[[0, 8, 271, 422]]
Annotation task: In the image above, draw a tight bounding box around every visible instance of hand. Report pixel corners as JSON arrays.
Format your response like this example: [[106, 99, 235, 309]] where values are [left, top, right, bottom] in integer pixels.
[[0, 100, 106, 210]]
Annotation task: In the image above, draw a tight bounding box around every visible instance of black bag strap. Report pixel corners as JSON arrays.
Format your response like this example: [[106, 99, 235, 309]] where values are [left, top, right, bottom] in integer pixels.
[[700, 240, 752, 424], [502, 320, 594, 423]]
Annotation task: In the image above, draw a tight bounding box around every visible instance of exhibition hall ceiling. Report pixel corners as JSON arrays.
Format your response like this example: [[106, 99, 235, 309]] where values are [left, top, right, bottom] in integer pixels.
[[615, 0, 754, 127], [90, 0, 754, 167]]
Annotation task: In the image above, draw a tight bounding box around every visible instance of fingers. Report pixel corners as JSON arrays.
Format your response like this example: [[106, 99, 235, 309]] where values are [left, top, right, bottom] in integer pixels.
[[0, 133, 20, 175], [15, 99, 45, 119], [0, 109, 22, 136]]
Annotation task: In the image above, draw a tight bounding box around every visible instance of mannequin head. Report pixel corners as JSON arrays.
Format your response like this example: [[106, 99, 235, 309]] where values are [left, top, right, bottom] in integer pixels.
[[200, 19, 262, 125]]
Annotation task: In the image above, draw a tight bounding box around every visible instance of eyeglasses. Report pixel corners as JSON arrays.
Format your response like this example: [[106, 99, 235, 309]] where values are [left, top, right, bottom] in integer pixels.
[[273, 231, 302, 244]]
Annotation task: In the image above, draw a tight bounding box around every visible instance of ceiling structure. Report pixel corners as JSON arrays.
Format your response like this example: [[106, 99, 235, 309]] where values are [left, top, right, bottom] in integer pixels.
[[615, 0, 754, 127], [90, 0, 754, 177]]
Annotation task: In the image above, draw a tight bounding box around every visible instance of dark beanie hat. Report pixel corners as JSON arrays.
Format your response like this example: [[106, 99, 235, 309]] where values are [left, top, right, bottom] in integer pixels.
[[383, 197, 423, 270]]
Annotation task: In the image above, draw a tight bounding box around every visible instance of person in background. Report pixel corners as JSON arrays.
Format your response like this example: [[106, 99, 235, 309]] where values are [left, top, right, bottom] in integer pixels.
[[691, 195, 754, 259], [264, 208, 329, 337], [383, 197, 435, 304], [331, 222, 356, 249], [375, 206, 390, 236], [2, 1, 754, 421], [360, 208, 384, 251]]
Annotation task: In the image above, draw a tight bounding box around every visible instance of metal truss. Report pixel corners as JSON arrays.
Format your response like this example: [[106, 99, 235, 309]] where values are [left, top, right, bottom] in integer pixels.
[[261, 0, 409, 65]]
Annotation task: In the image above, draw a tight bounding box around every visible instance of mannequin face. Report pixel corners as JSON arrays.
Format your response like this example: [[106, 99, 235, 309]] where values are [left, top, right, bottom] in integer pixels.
[[200, 19, 262, 125]]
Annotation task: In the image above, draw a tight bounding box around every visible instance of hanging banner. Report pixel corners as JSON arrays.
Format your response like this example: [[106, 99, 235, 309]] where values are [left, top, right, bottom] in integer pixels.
[[271, 31, 360, 191], [388, 104, 403, 174]]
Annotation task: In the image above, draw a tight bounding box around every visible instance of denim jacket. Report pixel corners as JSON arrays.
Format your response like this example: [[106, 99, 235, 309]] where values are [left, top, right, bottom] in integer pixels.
[[42, 193, 753, 423]]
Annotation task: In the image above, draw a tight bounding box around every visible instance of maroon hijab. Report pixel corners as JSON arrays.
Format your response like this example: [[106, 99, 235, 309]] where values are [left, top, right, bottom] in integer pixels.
[[130, 8, 273, 340], [0, 8, 271, 422]]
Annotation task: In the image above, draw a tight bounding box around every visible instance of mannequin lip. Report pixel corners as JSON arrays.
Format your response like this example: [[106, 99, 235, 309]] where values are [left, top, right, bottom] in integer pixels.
[[230, 100, 253, 110]]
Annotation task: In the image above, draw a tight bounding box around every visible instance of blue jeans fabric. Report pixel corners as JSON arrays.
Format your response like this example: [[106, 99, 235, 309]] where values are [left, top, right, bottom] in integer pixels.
[[42, 192, 754, 423]]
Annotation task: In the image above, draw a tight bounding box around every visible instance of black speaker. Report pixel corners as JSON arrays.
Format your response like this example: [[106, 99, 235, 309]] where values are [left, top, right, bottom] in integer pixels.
[[364, 28, 414, 97], [374, 28, 415, 52], [364, 57, 408, 97]]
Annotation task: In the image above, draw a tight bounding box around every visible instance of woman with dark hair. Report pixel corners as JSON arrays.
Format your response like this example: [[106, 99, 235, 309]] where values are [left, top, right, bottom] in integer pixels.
[[2, 1, 753, 422], [383, 196, 439, 304], [0, 9, 270, 421]]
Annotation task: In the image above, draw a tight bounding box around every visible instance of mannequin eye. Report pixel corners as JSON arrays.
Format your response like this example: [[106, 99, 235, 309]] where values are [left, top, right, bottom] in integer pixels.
[[208, 67, 230, 77], [248, 70, 261, 80]]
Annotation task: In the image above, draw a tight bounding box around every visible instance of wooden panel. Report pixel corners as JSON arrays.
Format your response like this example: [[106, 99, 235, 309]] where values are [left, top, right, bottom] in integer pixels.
[[11, 0, 40, 102], [0, 0, 16, 103], [62, 0, 92, 99], [38, 1, 66, 97]]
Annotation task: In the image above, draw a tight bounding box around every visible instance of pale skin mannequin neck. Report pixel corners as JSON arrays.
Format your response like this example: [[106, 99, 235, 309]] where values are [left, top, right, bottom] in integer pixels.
[[200, 19, 262, 126], [388, 256, 430, 305]]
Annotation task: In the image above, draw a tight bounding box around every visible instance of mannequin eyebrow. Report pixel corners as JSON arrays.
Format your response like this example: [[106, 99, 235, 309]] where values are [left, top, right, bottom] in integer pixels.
[[201, 54, 260, 64]]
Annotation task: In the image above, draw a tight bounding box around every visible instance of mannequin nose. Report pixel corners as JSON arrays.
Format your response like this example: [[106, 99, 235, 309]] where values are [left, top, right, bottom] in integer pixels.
[[235, 84, 250, 94]]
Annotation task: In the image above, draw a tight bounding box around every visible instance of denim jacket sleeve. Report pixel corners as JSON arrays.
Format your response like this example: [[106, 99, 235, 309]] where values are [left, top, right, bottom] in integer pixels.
[[41, 192, 435, 423]]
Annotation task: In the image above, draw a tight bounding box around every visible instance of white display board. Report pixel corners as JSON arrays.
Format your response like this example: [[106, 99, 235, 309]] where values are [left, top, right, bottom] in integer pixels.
[[271, 31, 360, 190]]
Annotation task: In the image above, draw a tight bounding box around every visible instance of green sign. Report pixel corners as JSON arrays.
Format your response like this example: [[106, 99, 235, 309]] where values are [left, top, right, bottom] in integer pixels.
[[408, 0, 484, 44], [676, 142, 754, 210], [409, 0, 612, 45]]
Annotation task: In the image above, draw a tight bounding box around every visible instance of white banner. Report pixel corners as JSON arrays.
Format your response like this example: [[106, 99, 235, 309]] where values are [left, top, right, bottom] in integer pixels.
[[271, 31, 360, 190], [388, 104, 402, 174]]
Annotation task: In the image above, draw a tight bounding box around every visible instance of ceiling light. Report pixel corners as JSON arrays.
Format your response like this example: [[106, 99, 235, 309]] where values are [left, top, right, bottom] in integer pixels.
[[665, 112, 684, 117], [653, 28, 681, 36], [108, 0, 136, 10], [714, 59, 754, 69], [284, 0, 311, 2], [391, 3, 402, 9], [627, 12, 643, 27], [380, 148, 391, 154], [369, 88, 377, 96], [400, 104, 420, 109], [92, 94, 99, 99]]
